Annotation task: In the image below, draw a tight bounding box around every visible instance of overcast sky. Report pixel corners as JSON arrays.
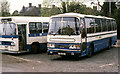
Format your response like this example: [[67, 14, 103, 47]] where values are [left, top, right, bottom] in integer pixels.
[[7, 0, 105, 14], [7, 0, 43, 14]]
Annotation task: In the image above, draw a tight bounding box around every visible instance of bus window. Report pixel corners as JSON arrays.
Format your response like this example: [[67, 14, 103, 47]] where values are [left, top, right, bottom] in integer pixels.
[[49, 17, 80, 35], [29, 22, 37, 34], [114, 20, 116, 30], [37, 23, 42, 33], [75, 18, 80, 35], [111, 20, 116, 31], [107, 20, 112, 31], [95, 18, 102, 32], [43, 22, 49, 33], [0, 23, 16, 35], [0, 23, 5, 35], [85, 18, 95, 33], [101, 19, 107, 32], [29, 22, 42, 34]]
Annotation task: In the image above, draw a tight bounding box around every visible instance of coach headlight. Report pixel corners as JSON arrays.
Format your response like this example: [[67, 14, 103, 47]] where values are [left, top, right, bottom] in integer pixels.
[[69, 45, 80, 49], [48, 43, 55, 48], [11, 42, 15, 46]]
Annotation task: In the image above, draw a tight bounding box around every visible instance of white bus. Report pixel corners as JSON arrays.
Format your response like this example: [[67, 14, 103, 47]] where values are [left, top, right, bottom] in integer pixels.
[[0, 16, 50, 54], [47, 13, 117, 57]]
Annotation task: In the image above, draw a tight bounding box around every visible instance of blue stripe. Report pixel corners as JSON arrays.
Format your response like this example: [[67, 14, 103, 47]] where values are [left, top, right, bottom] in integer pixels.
[[28, 33, 47, 37], [0, 35, 18, 38], [48, 47, 80, 50], [0, 41, 14, 46], [47, 50, 81, 53]]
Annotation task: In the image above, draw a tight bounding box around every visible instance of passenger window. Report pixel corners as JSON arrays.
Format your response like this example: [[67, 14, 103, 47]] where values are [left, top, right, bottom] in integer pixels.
[[75, 18, 80, 35], [85, 18, 95, 33], [95, 18, 102, 32], [29, 22, 37, 34], [43, 22, 49, 33], [107, 20, 112, 31], [101, 19, 108, 32], [37, 23, 42, 33], [29, 22, 42, 34], [113, 20, 117, 30]]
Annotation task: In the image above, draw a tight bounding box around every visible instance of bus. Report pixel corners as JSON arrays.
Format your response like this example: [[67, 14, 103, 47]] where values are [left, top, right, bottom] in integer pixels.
[[0, 16, 50, 54], [47, 13, 117, 57]]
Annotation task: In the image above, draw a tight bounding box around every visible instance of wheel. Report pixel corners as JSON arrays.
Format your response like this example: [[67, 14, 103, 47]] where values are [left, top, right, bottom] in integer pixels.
[[87, 44, 94, 58], [107, 39, 112, 50], [31, 43, 40, 54]]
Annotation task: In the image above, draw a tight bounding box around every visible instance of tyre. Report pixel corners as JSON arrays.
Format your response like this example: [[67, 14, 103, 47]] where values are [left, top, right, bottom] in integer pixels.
[[107, 39, 112, 50], [31, 43, 40, 54], [87, 44, 94, 58]]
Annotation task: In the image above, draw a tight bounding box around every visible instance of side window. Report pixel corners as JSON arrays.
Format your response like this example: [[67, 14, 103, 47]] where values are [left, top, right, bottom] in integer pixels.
[[85, 18, 95, 34], [29, 22, 37, 34], [111, 20, 115, 31], [95, 18, 102, 32], [107, 20, 112, 31], [75, 18, 80, 35], [29, 22, 42, 34], [37, 23, 42, 33], [101, 19, 107, 32], [43, 22, 49, 33], [113, 20, 117, 30], [0, 24, 4, 35]]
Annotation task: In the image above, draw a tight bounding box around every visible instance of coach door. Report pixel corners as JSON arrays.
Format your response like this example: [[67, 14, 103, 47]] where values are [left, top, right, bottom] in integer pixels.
[[80, 18, 87, 54], [18, 24, 27, 51]]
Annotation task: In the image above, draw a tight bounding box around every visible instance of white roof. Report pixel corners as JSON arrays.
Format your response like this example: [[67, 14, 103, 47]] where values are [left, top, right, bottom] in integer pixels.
[[51, 13, 85, 18], [0, 16, 50, 24], [51, 13, 115, 20]]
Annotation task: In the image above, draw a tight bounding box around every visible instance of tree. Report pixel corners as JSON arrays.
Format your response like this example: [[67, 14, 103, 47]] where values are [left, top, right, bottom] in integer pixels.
[[12, 10, 19, 16], [41, 6, 62, 17], [62, 2, 66, 13], [115, 9, 120, 39], [1, 0, 10, 16], [67, 2, 99, 15], [100, 2, 117, 17]]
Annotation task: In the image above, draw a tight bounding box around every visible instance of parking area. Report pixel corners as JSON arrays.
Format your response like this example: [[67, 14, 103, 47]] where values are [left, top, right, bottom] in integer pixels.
[[2, 46, 118, 72]]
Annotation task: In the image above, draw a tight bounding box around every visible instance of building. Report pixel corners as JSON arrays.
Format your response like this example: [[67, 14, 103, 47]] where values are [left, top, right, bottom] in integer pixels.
[[20, 3, 41, 16]]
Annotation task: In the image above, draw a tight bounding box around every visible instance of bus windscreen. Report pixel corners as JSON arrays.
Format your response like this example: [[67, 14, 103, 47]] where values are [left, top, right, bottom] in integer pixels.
[[48, 17, 81, 35], [0, 23, 16, 35]]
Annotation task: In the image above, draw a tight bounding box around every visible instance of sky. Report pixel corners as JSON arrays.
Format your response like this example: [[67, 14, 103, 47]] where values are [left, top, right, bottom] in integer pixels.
[[7, 0, 43, 14], [6, 0, 108, 14]]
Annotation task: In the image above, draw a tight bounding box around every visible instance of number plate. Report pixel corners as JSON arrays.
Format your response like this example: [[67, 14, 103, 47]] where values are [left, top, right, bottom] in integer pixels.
[[5, 46, 8, 48], [58, 52, 66, 55]]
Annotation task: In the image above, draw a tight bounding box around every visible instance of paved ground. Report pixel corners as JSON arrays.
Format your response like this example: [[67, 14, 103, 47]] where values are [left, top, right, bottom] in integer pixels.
[[2, 46, 118, 72]]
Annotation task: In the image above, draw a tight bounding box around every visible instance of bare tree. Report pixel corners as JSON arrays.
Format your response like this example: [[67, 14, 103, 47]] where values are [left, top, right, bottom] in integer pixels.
[[1, 0, 10, 16]]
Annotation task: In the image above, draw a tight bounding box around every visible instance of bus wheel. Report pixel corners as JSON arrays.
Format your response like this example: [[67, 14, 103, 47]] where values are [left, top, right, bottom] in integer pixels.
[[87, 44, 94, 58], [107, 38, 112, 50], [31, 43, 40, 54]]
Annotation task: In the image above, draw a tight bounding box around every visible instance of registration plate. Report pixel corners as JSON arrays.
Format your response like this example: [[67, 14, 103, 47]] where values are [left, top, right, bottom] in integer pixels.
[[58, 52, 66, 55], [5, 46, 8, 48]]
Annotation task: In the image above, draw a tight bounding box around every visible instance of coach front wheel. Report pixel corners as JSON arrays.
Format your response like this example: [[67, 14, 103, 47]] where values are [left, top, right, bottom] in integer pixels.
[[31, 43, 40, 54], [87, 44, 94, 58], [107, 39, 112, 50]]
